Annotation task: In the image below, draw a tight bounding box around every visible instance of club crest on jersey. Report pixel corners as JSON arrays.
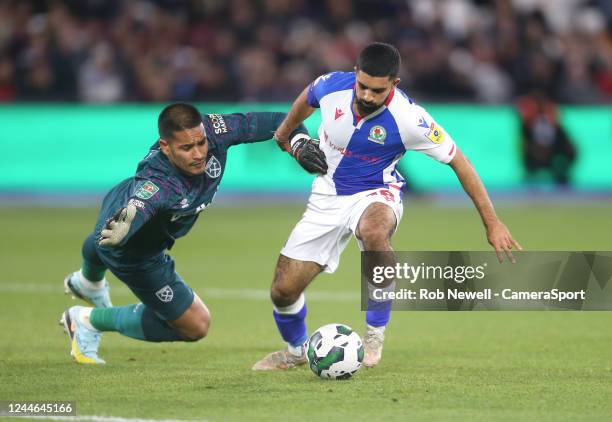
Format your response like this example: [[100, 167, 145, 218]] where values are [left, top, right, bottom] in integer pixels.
[[135, 181, 159, 200], [368, 125, 387, 145], [155, 285, 174, 302], [205, 156, 222, 178], [425, 122, 445, 144]]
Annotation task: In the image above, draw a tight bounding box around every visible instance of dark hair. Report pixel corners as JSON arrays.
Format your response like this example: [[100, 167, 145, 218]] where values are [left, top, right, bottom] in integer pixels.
[[158, 103, 202, 140], [356, 42, 401, 78]]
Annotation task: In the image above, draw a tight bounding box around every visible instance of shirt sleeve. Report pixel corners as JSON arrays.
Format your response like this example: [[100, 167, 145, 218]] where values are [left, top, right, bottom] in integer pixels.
[[206, 112, 309, 148], [402, 104, 457, 164], [307, 73, 335, 108], [115, 177, 179, 246]]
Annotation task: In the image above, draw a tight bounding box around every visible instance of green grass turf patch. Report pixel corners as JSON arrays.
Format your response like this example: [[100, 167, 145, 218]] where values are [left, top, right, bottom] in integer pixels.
[[0, 200, 611, 421]]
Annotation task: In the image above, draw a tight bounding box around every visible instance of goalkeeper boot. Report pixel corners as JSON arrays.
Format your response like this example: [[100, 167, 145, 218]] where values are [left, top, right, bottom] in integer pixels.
[[363, 325, 385, 367], [252, 346, 307, 371], [64, 272, 112, 308], [60, 306, 105, 364]]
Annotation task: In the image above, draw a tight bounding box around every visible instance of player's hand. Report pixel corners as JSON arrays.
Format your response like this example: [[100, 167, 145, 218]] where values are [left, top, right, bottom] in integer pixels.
[[291, 135, 328, 174], [486, 220, 522, 263], [98, 204, 137, 247]]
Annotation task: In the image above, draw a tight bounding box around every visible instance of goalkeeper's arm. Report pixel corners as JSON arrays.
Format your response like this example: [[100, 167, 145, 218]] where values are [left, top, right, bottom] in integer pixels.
[[98, 197, 157, 247], [287, 134, 328, 174], [273, 86, 316, 152], [98, 203, 139, 247], [271, 87, 327, 174]]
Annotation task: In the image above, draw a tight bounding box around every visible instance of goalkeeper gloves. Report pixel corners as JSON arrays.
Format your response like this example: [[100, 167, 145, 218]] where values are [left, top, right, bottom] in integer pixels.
[[290, 134, 328, 174], [98, 204, 137, 247]]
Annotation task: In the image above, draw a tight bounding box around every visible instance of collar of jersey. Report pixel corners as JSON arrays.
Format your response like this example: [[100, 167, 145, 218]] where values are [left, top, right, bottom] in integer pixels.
[[351, 87, 395, 128]]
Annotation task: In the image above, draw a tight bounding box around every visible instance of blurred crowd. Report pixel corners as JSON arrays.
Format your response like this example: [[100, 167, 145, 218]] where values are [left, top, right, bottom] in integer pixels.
[[0, 0, 610, 103]]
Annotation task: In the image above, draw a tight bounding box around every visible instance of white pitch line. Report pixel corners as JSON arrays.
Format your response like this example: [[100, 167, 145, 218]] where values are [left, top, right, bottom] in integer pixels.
[[0, 283, 360, 302], [25, 416, 206, 422]]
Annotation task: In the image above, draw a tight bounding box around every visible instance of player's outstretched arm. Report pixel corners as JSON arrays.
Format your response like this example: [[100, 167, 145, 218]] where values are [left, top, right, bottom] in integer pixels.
[[288, 135, 328, 174], [274, 86, 316, 152], [448, 148, 522, 263], [273, 86, 327, 174], [98, 203, 138, 247]]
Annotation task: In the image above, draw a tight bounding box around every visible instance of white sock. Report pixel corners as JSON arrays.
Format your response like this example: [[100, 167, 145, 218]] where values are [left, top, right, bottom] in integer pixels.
[[288, 342, 305, 357], [79, 307, 96, 331], [78, 270, 106, 289], [367, 324, 386, 334]]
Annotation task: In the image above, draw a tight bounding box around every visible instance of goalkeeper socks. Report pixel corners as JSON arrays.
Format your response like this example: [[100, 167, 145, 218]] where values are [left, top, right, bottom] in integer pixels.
[[273, 293, 308, 353], [90, 304, 182, 342], [80, 234, 107, 282], [78, 269, 106, 289], [81, 262, 106, 284], [365, 298, 392, 327]]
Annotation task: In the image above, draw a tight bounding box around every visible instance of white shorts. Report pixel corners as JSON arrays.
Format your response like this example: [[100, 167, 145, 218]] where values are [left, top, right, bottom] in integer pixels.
[[280, 187, 404, 273]]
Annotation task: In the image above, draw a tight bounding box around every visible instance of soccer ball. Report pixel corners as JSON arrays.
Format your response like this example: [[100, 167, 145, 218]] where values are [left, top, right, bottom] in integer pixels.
[[307, 323, 364, 380]]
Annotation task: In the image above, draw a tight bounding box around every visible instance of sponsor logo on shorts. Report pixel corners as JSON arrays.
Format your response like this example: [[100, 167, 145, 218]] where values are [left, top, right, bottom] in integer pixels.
[[135, 181, 159, 200], [207, 114, 228, 134], [155, 285, 174, 302], [205, 156, 222, 178], [368, 125, 387, 145]]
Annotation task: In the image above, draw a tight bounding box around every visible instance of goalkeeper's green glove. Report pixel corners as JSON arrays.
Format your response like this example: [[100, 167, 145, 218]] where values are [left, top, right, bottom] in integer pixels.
[[98, 204, 137, 247], [290, 135, 328, 175]]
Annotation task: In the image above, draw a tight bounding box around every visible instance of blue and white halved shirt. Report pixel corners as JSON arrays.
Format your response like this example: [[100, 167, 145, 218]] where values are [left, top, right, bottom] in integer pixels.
[[307, 71, 457, 196]]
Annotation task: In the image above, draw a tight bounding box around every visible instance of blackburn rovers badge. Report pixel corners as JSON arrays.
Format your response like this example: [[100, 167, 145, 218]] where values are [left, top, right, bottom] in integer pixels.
[[368, 125, 387, 145]]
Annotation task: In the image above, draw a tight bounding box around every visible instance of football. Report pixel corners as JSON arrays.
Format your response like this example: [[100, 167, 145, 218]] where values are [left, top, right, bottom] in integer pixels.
[[307, 323, 364, 380]]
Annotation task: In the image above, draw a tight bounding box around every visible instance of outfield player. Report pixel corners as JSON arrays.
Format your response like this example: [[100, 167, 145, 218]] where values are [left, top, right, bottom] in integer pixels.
[[253, 43, 521, 370], [60, 103, 326, 364]]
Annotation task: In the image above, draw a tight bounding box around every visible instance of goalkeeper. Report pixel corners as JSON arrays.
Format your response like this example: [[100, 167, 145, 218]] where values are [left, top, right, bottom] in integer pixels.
[[60, 103, 326, 364]]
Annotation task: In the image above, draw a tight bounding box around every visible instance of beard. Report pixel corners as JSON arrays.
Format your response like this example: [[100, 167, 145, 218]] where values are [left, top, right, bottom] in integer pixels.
[[356, 98, 382, 116]]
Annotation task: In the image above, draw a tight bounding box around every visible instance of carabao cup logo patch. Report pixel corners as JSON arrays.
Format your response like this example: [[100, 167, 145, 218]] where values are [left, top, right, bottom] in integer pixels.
[[368, 125, 387, 145], [135, 181, 159, 200], [155, 285, 174, 302]]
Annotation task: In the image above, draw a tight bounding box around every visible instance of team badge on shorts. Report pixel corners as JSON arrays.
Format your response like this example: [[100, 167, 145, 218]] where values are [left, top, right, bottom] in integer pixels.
[[205, 156, 222, 178], [135, 181, 160, 200], [368, 125, 387, 144], [155, 285, 174, 302], [425, 122, 445, 144]]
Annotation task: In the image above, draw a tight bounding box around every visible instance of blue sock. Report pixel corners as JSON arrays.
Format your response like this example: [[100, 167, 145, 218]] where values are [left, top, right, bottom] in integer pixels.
[[366, 298, 391, 327], [273, 294, 308, 347]]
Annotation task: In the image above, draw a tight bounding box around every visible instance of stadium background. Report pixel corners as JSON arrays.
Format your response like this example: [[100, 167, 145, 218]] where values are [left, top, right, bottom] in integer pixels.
[[1, 0, 611, 421]]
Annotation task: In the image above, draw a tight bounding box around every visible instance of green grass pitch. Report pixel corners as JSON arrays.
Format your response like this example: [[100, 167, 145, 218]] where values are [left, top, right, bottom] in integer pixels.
[[1, 199, 611, 421]]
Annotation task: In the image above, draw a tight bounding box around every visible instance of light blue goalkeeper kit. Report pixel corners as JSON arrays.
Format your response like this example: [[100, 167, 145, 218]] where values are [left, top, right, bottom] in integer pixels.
[[80, 112, 307, 342]]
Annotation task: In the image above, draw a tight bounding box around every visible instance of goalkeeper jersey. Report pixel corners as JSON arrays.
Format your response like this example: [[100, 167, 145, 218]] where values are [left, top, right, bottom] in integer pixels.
[[94, 112, 306, 265]]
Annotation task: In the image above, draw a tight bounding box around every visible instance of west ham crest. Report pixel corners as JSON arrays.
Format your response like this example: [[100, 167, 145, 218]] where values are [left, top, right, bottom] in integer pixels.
[[205, 156, 222, 178]]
